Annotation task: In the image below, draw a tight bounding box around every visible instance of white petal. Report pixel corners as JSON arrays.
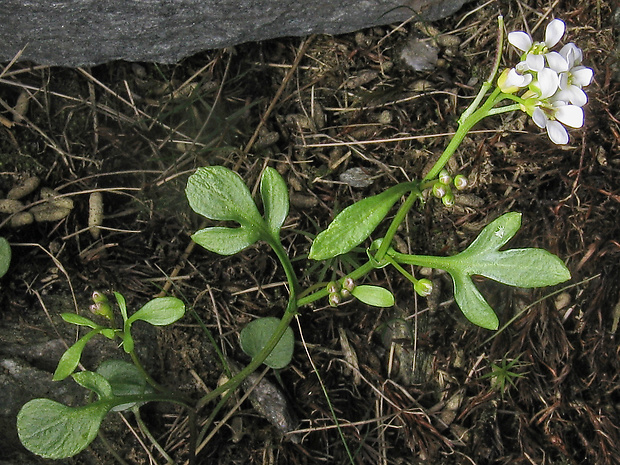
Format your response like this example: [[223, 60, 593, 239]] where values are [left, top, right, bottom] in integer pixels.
[[545, 19, 565, 48], [505, 68, 532, 88], [526, 53, 545, 72], [571, 66, 593, 87], [538, 68, 560, 98], [532, 108, 547, 128], [546, 120, 569, 144], [555, 87, 588, 106], [555, 104, 584, 128], [560, 43, 582, 66], [545, 52, 569, 72], [559, 72, 569, 90], [508, 31, 532, 52]]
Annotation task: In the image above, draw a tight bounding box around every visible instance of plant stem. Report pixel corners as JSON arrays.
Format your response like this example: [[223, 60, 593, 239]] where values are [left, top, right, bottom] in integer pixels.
[[196, 237, 299, 411], [424, 86, 503, 181]]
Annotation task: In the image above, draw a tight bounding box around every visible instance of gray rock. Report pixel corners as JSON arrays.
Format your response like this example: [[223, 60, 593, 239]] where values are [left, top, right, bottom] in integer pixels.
[[1, 0, 469, 66]]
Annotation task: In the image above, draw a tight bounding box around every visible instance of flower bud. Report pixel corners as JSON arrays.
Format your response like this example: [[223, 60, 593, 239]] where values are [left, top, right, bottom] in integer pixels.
[[438, 169, 451, 186], [90, 301, 113, 320], [326, 281, 340, 294], [92, 290, 108, 304], [442, 191, 455, 207], [342, 277, 355, 293], [432, 183, 447, 198], [414, 279, 434, 297], [453, 174, 468, 190], [329, 292, 341, 307]]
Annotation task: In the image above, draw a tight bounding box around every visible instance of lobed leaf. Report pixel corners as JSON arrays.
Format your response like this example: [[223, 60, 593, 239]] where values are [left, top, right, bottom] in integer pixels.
[[240, 317, 294, 369], [451, 272, 499, 330]]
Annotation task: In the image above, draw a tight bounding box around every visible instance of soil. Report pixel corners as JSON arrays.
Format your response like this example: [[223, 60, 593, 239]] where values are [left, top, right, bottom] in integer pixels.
[[1, 1, 619, 464]]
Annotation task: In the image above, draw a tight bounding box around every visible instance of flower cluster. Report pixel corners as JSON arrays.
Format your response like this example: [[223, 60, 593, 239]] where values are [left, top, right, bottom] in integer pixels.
[[498, 19, 593, 144]]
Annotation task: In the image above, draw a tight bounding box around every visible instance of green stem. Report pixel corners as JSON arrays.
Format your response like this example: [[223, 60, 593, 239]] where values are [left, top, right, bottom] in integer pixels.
[[196, 236, 299, 412], [425, 86, 503, 181], [373, 188, 422, 262]]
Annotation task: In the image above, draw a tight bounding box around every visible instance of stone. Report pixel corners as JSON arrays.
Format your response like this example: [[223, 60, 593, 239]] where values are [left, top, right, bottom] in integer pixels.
[[1, 0, 470, 67]]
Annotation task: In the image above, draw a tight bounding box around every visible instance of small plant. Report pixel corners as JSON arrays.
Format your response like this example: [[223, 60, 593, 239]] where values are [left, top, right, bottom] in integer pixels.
[[17, 15, 592, 461], [17, 291, 188, 459], [480, 355, 530, 397]]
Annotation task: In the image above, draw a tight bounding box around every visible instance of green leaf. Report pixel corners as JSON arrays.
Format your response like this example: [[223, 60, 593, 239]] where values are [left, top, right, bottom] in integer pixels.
[[126, 297, 185, 326], [53, 330, 101, 381], [72, 371, 113, 399], [387, 212, 571, 331], [451, 271, 499, 330], [351, 285, 395, 307], [240, 317, 294, 369], [186, 166, 263, 226], [0, 237, 11, 278], [97, 360, 152, 411], [61, 313, 100, 329], [260, 167, 289, 238], [309, 183, 415, 260], [17, 398, 110, 459], [459, 212, 522, 256], [114, 291, 128, 322], [192, 226, 260, 255]]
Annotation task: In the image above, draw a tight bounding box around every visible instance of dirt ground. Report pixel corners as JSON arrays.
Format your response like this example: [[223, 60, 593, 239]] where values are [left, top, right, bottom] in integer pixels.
[[1, 0, 619, 464]]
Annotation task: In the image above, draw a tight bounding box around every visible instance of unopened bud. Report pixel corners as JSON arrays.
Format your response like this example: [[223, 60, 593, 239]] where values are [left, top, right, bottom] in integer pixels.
[[90, 301, 113, 320], [329, 292, 341, 307], [432, 183, 447, 198], [92, 290, 108, 304], [414, 279, 434, 297], [326, 281, 340, 294], [342, 277, 355, 293], [453, 174, 468, 190], [438, 170, 451, 186], [442, 192, 455, 207]]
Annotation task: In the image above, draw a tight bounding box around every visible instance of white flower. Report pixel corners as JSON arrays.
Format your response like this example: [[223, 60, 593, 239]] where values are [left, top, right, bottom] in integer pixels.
[[531, 100, 584, 145], [554, 43, 594, 106], [508, 19, 567, 72]]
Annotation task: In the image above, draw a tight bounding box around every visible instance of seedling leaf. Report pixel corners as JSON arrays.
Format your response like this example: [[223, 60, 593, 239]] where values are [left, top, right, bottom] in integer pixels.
[[351, 285, 395, 307], [240, 317, 294, 369], [72, 371, 113, 399], [309, 183, 415, 260], [17, 398, 110, 459], [53, 329, 101, 381], [114, 291, 128, 322], [61, 313, 100, 329], [0, 237, 11, 278], [127, 297, 186, 327], [186, 166, 263, 226], [192, 226, 260, 255], [97, 360, 152, 411], [260, 167, 289, 237]]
